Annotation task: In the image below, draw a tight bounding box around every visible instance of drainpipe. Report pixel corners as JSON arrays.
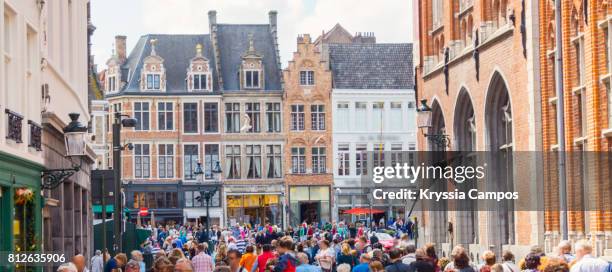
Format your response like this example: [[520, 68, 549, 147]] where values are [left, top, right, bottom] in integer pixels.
[[554, 0, 568, 241]]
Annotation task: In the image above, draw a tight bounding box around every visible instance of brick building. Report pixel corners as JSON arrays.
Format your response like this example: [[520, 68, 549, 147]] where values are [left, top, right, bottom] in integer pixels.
[[414, 0, 543, 257], [103, 11, 284, 228], [283, 34, 334, 226], [538, 1, 611, 255]]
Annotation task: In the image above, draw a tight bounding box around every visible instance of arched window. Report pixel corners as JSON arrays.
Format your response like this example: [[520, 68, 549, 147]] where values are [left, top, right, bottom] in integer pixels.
[[485, 72, 514, 252]]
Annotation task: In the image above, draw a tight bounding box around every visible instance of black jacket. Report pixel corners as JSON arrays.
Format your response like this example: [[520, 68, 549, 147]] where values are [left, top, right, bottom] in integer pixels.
[[385, 261, 411, 272], [408, 260, 435, 272]]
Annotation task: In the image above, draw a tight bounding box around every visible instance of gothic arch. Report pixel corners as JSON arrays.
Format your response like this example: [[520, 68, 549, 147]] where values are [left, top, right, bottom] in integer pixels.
[[453, 88, 476, 151], [484, 71, 515, 254]]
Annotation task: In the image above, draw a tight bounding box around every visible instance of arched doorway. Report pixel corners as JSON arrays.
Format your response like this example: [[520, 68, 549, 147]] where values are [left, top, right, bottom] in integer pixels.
[[428, 100, 448, 248], [453, 89, 478, 246], [485, 72, 514, 253]]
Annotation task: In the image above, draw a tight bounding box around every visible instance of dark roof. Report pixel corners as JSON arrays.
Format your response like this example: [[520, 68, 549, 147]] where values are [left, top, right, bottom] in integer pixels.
[[328, 43, 414, 89], [119, 34, 217, 93], [216, 24, 282, 91]]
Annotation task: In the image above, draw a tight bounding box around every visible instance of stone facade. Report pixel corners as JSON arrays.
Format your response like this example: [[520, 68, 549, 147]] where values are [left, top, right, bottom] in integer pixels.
[[283, 34, 334, 226], [414, 0, 542, 258]]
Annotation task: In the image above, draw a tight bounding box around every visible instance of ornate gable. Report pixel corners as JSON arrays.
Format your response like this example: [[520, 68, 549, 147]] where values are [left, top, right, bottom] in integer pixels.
[[187, 44, 212, 92], [140, 39, 166, 91], [240, 34, 265, 90], [105, 54, 121, 94]]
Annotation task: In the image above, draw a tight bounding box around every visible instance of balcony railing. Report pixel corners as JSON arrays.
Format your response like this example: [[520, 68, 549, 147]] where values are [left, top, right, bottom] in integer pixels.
[[28, 120, 42, 151], [5, 109, 23, 143]]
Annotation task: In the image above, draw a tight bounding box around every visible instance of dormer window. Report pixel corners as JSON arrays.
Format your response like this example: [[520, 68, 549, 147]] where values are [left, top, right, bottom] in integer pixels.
[[240, 34, 264, 90], [188, 43, 212, 92], [105, 58, 121, 93], [245, 70, 261, 89], [146, 73, 161, 90], [140, 38, 166, 92], [108, 75, 117, 92]]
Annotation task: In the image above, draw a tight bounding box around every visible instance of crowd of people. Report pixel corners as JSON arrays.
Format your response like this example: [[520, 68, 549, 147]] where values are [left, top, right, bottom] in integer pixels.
[[53, 221, 612, 272]]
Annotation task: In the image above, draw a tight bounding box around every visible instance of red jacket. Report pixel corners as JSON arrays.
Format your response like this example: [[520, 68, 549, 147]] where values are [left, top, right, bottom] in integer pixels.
[[257, 251, 275, 272]]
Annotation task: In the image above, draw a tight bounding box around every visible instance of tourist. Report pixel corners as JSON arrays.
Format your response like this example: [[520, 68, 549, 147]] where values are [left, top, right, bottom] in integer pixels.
[[351, 253, 371, 272], [240, 245, 257, 272], [296, 252, 321, 272], [273, 237, 297, 272], [425, 243, 440, 272], [130, 250, 146, 272], [228, 249, 249, 272], [175, 258, 195, 272], [556, 241, 575, 264], [543, 258, 569, 272], [384, 249, 411, 272], [444, 246, 475, 272], [521, 253, 540, 272], [479, 251, 496, 272], [336, 264, 351, 272], [500, 250, 519, 272], [336, 243, 357, 268], [569, 240, 608, 272], [193, 243, 214, 272], [407, 249, 434, 272], [57, 263, 78, 272], [402, 244, 417, 265], [153, 257, 174, 272], [104, 253, 127, 272], [72, 254, 89, 272], [315, 240, 335, 272], [125, 260, 141, 272], [91, 250, 104, 272], [369, 261, 385, 272]]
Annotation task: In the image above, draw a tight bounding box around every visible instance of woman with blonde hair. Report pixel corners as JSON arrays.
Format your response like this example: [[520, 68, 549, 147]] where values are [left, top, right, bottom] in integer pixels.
[[336, 243, 357, 268]]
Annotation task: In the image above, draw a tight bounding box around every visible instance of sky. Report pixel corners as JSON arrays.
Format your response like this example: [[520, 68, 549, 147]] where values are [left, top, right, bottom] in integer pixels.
[[91, 0, 413, 71]]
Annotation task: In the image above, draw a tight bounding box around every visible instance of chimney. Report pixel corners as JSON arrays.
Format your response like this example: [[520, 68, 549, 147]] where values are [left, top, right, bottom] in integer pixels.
[[269, 10, 277, 29], [115, 35, 127, 63], [208, 10, 217, 25], [353, 32, 376, 44]]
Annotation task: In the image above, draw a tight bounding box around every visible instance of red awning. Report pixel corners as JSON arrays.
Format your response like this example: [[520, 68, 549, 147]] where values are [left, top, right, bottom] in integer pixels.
[[343, 207, 385, 215]]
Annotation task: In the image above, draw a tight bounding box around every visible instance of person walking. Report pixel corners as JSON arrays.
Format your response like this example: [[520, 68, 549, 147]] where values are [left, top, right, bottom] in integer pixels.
[[253, 244, 275, 272], [336, 243, 357, 268], [91, 250, 104, 272], [384, 249, 410, 272], [407, 249, 434, 272], [240, 245, 257, 272], [296, 253, 321, 272], [314, 240, 334, 272], [193, 243, 214, 272], [273, 238, 298, 272], [351, 254, 371, 272], [569, 240, 608, 272], [228, 249, 249, 272]]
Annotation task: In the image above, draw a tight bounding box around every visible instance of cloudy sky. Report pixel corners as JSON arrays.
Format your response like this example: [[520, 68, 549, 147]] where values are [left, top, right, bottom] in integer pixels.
[[91, 0, 413, 71]]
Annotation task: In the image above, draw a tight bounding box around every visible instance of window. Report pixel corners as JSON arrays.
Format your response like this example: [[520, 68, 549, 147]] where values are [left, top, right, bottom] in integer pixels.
[[183, 103, 198, 133], [246, 145, 262, 178], [605, 19, 612, 74], [245, 70, 260, 88], [338, 144, 350, 176], [204, 103, 219, 133], [336, 103, 350, 131], [390, 102, 403, 128], [373, 143, 385, 167], [266, 103, 281, 132], [108, 76, 117, 92], [312, 147, 326, 174], [185, 190, 220, 207], [607, 83, 612, 127], [573, 35, 585, 86], [158, 144, 174, 178], [133, 192, 177, 209], [355, 102, 367, 130], [204, 144, 219, 179], [225, 145, 241, 179], [134, 102, 150, 131], [146, 74, 161, 90], [391, 143, 403, 166], [185, 191, 193, 207], [246, 103, 261, 133], [311, 105, 325, 130], [193, 74, 207, 91], [225, 103, 240, 133], [134, 144, 150, 178], [372, 102, 384, 131], [158, 102, 173, 130], [184, 144, 198, 180], [291, 147, 306, 174], [356, 144, 368, 175], [291, 105, 305, 131], [300, 70, 315, 85], [432, 0, 443, 28], [266, 145, 282, 178], [576, 91, 587, 137]]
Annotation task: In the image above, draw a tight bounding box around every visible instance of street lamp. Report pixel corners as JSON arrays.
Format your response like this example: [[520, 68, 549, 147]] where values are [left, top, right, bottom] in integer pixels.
[[42, 113, 89, 189], [112, 111, 137, 254], [416, 99, 450, 149], [194, 160, 222, 242]]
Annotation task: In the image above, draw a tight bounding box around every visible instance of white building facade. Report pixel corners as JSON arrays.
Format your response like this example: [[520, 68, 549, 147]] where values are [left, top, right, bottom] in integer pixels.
[[328, 44, 416, 223]]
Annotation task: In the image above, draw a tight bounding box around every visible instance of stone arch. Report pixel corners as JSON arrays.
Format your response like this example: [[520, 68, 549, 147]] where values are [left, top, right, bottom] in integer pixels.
[[484, 71, 515, 254], [453, 88, 476, 151]]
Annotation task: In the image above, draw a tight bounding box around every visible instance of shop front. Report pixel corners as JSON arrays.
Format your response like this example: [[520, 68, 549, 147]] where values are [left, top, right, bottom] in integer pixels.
[[126, 182, 183, 226], [226, 194, 282, 227], [289, 186, 331, 227], [0, 152, 44, 256], [336, 187, 411, 225], [182, 184, 223, 227]]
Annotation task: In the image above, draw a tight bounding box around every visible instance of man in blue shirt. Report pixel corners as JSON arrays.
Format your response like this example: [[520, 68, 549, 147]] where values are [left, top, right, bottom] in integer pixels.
[[352, 253, 371, 272], [296, 252, 321, 272]]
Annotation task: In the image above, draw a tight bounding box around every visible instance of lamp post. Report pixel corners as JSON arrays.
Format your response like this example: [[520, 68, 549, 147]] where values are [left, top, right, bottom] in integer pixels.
[[194, 160, 222, 242], [112, 111, 137, 254], [416, 99, 450, 150], [42, 113, 89, 189]]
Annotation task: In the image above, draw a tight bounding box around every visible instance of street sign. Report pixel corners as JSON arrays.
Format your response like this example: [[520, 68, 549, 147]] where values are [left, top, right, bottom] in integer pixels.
[[139, 207, 148, 216]]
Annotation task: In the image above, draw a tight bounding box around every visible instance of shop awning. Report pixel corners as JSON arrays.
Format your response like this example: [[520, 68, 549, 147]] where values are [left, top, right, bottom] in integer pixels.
[[183, 208, 222, 219], [343, 207, 385, 215], [93, 204, 114, 213]]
